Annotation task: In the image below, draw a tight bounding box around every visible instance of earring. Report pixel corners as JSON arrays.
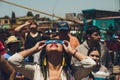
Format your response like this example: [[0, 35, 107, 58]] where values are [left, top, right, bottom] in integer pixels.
[[43, 57, 47, 66], [62, 56, 65, 66]]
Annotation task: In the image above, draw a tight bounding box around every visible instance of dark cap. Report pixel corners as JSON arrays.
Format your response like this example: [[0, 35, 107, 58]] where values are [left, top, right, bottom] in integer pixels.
[[58, 22, 69, 31]]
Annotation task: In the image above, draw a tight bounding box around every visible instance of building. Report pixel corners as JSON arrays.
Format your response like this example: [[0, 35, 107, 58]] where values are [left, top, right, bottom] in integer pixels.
[[0, 17, 11, 29], [65, 13, 77, 20], [82, 9, 120, 40], [82, 9, 120, 19]]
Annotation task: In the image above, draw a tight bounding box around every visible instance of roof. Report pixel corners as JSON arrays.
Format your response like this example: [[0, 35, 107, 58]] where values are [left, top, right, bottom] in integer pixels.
[[96, 16, 120, 20], [82, 9, 120, 19]]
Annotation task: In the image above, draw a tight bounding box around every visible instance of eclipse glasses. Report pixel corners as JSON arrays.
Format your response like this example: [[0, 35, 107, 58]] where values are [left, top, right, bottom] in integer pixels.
[[45, 39, 64, 44]]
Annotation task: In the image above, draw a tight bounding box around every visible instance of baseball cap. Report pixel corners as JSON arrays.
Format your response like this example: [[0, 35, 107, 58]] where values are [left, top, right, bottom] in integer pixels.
[[58, 22, 69, 31]]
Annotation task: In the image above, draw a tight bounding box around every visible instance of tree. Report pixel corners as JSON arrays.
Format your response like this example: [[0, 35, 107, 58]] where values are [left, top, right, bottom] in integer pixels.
[[11, 11, 16, 19], [33, 14, 40, 21], [3, 15, 10, 19], [27, 11, 34, 17], [11, 11, 16, 24], [41, 17, 51, 21], [46, 17, 51, 21]]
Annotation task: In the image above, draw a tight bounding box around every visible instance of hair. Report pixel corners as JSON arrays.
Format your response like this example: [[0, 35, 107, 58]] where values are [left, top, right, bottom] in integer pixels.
[[7, 42, 20, 48], [85, 26, 100, 39], [29, 21, 38, 27], [87, 47, 101, 57], [39, 46, 72, 80]]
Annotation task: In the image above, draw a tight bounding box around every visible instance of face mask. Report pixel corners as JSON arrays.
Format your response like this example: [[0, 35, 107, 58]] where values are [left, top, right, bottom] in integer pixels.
[[45, 40, 64, 44]]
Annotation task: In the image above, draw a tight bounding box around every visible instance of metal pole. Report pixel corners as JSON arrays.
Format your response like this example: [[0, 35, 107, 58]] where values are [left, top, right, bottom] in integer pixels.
[[0, 0, 64, 19], [119, 0, 120, 11], [0, 0, 82, 23]]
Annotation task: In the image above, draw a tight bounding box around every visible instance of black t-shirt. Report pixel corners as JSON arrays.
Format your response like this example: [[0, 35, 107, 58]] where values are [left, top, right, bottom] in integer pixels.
[[24, 32, 42, 49], [24, 32, 42, 62]]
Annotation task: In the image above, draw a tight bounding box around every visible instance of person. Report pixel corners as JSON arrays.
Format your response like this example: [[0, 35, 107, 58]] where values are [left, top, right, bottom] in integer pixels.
[[0, 40, 6, 55], [0, 52, 15, 80], [110, 29, 120, 80], [72, 26, 112, 80], [4, 35, 29, 80], [4, 35, 29, 62], [15, 19, 43, 63], [107, 24, 115, 40], [87, 48, 110, 80], [55, 22, 80, 48], [4, 35, 21, 60], [0, 29, 10, 45], [8, 39, 96, 80]]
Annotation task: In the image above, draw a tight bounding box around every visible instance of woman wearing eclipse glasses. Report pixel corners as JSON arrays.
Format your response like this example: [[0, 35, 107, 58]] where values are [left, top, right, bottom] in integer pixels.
[[8, 39, 96, 80]]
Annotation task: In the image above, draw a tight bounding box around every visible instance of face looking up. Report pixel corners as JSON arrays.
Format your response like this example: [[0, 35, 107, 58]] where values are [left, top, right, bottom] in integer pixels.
[[45, 40, 64, 57]]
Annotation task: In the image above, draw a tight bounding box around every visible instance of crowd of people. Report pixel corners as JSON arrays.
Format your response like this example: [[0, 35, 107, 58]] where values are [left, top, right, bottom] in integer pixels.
[[0, 19, 120, 80]]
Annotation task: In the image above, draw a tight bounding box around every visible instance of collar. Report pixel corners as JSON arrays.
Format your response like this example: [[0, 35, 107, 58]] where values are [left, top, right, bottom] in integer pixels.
[[82, 41, 90, 50]]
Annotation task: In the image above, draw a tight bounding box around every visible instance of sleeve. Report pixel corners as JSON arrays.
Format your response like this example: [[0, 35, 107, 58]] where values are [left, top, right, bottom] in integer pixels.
[[3, 54, 8, 60], [72, 57, 96, 80], [8, 53, 35, 79], [96, 65, 110, 78]]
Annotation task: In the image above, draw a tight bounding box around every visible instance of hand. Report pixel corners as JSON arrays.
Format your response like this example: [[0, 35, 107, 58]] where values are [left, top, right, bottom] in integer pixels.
[[63, 40, 75, 55], [24, 20, 32, 26], [34, 41, 46, 52]]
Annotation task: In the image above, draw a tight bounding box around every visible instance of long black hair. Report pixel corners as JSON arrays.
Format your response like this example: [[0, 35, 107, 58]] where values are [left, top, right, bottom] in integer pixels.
[[39, 45, 73, 80], [87, 47, 101, 57]]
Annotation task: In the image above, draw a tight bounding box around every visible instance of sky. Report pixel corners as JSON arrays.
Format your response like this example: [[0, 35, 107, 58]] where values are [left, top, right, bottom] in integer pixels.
[[0, 0, 120, 18]]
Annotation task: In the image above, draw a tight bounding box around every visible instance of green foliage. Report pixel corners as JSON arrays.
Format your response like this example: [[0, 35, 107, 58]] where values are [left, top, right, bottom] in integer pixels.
[[27, 11, 34, 17], [3, 15, 10, 19]]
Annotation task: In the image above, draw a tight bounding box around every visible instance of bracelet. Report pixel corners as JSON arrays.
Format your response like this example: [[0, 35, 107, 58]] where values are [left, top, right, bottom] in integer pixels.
[[73, 49, 78, 56]]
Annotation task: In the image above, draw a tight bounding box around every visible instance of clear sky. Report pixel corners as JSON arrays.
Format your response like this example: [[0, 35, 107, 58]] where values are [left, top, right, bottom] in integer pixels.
[[0, 0, 119, 18]]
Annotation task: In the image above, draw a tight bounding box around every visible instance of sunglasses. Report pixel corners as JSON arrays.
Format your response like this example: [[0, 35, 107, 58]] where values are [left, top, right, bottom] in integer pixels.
[[45, 40, 64, 44]]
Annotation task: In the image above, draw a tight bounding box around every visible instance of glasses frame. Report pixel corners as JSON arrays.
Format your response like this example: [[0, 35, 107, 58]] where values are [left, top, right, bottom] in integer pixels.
[[45, 39, 64, 44]]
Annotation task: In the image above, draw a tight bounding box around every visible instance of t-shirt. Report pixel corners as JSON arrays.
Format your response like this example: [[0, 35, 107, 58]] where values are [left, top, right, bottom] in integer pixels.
[[24, 32, 42, 49], [24, 32, 42, 62]]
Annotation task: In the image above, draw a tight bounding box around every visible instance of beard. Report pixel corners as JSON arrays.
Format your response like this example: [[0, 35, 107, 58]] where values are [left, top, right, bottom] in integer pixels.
[[29, 28, 37, 32]]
